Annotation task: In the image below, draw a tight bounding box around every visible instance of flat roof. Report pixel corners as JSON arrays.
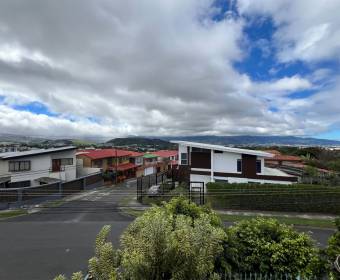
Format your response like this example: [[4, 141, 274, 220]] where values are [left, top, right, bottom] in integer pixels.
[[143, 153, 158, 158], [0, 146, 76, 160], [171, 141, 273, 158]]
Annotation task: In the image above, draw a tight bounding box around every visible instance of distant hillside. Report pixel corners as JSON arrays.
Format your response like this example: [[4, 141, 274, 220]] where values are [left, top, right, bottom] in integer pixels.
[[0, 133, 47, 144], [106, 137, 176, 150], [160, 135, 340, 147]]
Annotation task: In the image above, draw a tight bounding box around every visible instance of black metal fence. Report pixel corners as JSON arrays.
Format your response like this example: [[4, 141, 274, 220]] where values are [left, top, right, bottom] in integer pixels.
[[137, 171, 172, 202], [136, 171, 205, 205], [0, 172, 103, 209]]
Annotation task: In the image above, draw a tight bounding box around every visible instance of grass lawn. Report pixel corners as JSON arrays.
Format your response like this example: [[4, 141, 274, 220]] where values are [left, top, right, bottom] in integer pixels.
[[219, 214, 337, 229], [119, 196, 145, 218], [0, 209, 28, 220], [118, 195, 337, 228]]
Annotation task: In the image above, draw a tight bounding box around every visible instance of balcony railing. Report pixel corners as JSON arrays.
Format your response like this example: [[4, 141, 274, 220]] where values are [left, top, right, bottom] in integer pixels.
[[49, 166, 65, 173]]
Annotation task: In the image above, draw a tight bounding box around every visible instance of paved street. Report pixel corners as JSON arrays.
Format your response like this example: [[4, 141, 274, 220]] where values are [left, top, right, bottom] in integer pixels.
[[0, 182, 136, 280], [0, 179, 336, 280]]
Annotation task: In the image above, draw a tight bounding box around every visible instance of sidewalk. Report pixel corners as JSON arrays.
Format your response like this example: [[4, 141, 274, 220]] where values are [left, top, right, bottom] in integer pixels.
[[216, 209, 338, 220], [123, 197, 338, 221]]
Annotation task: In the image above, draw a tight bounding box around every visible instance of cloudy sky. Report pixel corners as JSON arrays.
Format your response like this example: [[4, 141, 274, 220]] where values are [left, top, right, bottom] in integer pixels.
[[0, 0, 340, 139]]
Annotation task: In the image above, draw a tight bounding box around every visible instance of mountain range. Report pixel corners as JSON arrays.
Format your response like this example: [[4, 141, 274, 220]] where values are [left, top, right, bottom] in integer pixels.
[[1, 133, 340, 147], [159, 135, 340, 146]]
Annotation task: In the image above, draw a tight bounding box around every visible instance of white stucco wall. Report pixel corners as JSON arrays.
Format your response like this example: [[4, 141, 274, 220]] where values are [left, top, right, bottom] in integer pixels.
[[213, 151, 242, 173], [144, 166, 155, 176], [178, 144, 188, 164], [216, 176, 292, 185], [190, 174, 211, 192], [0, 149, 76, 186]]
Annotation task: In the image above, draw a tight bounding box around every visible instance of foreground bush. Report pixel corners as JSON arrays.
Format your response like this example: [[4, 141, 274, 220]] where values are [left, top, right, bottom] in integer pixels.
[[220, 218, 321, 278], [55, 197, 333, 279], [325, 218, 340, 279], [121, 197, 225, 280]]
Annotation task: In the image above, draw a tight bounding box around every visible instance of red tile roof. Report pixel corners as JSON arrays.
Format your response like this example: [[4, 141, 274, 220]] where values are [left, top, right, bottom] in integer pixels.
[[77, 149, 131, 160], [116, 162, 137, 171], [266, 155, 302, 162], [152, 150, 178, 158], [128, 151, 144, 157], [265, 150, 282, 155]]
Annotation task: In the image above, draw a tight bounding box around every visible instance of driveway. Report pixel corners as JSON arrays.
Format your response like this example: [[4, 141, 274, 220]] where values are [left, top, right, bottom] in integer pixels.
[[0, 182, 136, 280]]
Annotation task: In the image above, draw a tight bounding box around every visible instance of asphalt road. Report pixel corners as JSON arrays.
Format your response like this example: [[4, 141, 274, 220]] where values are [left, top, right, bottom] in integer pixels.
[[0, 180, 336, 280], [0, 183, 136, 280]]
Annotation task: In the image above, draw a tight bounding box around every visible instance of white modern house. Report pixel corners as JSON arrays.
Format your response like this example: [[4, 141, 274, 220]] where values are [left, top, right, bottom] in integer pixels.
[[0, 146, 77, 188], [172, 141, 297, 188]]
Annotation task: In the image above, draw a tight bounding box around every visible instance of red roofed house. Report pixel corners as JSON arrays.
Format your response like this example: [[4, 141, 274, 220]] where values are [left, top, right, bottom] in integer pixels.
[[128, 151, 145, 177], [152, 150, 178, 172], [77, 149, 138, 181], [264, 150, 303, 168]]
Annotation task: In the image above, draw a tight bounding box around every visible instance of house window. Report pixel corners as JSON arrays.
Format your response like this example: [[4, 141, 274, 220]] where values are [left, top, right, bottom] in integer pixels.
[[237, 159, 242, 172], [9, 161, 31, 172], [60, 158, 73, 166], [135, 157, 143, 165], [181, 153, 188, 165], [92, 159, 103, 167], [256, 160, 262, 173]]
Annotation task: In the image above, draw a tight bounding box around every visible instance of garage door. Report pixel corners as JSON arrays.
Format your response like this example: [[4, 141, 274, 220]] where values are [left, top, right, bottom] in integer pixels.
[[144, 166, 154, 176]]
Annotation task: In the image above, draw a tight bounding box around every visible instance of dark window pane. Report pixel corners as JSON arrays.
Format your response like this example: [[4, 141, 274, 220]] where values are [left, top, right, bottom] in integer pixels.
[[256, 160, 262, 173], [237, 159, 242, 172]]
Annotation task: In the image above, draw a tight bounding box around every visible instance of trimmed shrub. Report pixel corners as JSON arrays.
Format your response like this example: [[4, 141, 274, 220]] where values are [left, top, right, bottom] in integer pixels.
[[207, 182, 340, 214]]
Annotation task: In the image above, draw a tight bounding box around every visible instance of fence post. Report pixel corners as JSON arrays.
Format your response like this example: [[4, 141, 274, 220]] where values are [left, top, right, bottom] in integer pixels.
[[58, 182, 62, 196], [202, 182, 205, 205], [17, 189, 23, 204], [82, 177, 86, 190]]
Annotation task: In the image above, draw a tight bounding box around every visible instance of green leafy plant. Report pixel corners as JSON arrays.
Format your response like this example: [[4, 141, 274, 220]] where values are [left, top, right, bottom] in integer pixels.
[[220, 218, 321, 277], [53, 271, 83, 280], [120, 198, 225, 279], [325, 218, 340, 279], [88, 225, 119, 280]]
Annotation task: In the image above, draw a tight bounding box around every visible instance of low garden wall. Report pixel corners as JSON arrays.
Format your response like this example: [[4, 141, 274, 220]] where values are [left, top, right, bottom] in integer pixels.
[[206, 182, 340, 214], [0, 172, 103, 209]]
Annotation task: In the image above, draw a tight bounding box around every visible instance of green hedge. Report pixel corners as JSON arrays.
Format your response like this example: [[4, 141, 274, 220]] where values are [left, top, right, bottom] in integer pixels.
[[206, 182, 340, 214]]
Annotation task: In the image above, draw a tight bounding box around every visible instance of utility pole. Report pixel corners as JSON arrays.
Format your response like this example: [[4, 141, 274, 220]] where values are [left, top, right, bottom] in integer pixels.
[[115, 147, 118, 185]]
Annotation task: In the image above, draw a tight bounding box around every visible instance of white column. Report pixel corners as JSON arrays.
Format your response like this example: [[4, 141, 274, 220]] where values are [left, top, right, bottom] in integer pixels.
[[210, 149, 214, 182]]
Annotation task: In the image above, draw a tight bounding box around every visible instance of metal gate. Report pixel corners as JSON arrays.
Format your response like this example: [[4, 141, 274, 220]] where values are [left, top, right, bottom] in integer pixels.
[[137, 171, 170, 202], [189, 181, 205, 205]]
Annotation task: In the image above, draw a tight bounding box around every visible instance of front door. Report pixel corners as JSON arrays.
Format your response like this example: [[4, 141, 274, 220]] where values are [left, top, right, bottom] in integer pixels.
[[52, 159, 61, 172]]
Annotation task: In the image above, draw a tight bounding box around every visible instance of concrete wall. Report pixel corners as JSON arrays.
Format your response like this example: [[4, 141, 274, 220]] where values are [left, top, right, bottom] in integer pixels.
[[77, 167, 102, 177], [0, 172, 103, 209]]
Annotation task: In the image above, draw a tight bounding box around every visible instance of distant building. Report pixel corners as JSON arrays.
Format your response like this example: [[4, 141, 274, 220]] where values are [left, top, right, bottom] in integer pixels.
[[264, 150, 303, 167], [128, 151, 145, 177], [151, 150, 178, 171], [0, 146, 77, 188], [172, 141, 297, 189], [142, 153, 159, 176], [77, 149, 138, 180]]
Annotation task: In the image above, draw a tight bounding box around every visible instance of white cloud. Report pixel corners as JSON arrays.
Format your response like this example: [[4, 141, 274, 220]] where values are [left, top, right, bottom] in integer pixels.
[[0, 0, 338, 138], [238, 0, 340, 63]]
